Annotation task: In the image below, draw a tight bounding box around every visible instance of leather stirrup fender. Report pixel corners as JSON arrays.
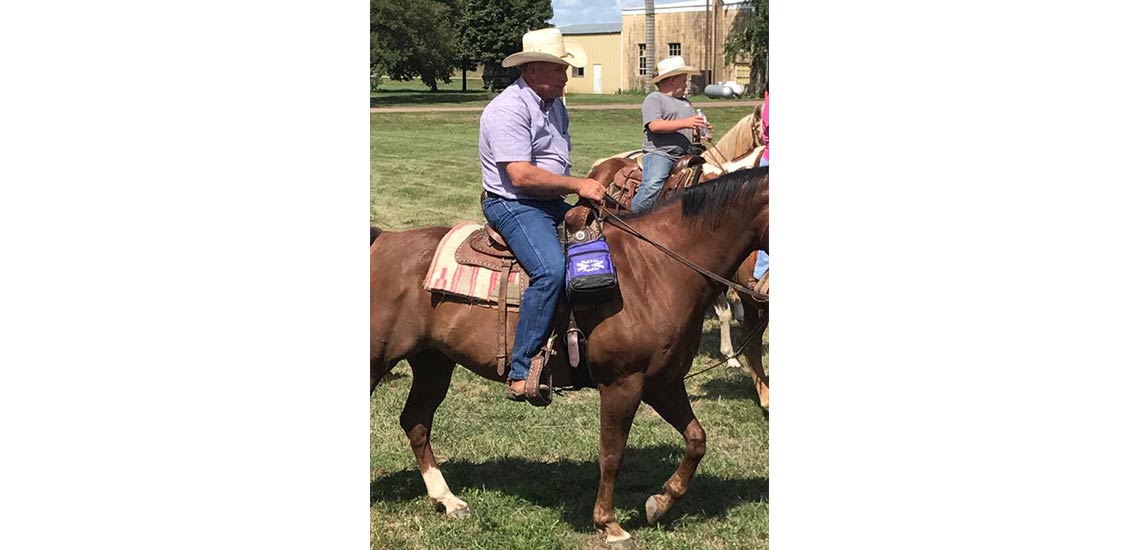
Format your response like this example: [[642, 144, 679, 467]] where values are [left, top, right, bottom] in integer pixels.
[[496, 259, 512, 377], [524, 336, 555, 407]]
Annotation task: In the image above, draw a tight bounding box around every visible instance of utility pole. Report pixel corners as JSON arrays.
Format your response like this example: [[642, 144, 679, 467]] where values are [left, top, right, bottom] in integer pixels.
[[705, 0, 711, 87], [645, 0, 656, 92]]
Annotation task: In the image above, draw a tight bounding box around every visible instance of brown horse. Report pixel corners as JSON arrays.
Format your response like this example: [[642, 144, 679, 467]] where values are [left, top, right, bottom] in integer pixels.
[[588, 103, 770, 410], [371, 167, 768, 546]]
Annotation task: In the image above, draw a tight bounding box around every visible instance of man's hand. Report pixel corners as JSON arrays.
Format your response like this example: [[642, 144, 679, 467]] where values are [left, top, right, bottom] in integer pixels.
[[575, 178, 608, 203]]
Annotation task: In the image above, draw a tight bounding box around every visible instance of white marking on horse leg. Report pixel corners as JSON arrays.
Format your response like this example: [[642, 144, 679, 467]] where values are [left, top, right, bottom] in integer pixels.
[[605, 529, 631, 543], [421, 466, 468, 514], [714, 296, 740, 367], [730, 292, 744, 321]]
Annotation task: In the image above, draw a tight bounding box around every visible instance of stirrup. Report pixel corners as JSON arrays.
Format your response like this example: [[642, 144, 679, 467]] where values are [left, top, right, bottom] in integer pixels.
[[524, 337, 556, 407]]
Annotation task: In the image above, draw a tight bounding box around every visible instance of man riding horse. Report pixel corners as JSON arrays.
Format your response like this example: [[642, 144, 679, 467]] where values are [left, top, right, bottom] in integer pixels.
[[477, 28, 608, 403]]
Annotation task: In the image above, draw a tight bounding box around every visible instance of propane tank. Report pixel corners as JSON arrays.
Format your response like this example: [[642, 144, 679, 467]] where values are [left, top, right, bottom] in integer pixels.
[[703, 84, 733, 98]]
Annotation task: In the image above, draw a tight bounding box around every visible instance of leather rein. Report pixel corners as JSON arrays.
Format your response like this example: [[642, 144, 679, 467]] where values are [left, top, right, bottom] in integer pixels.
[[598, 202, 769, 303]]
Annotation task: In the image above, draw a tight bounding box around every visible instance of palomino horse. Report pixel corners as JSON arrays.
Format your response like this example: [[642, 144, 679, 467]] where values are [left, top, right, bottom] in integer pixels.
[[371, 167, 768, 546], [588, 102, 769, 409]]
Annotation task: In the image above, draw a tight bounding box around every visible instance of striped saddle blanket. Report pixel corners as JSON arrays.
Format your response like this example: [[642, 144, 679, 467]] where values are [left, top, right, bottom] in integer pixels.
[[423, 222, 528, 307]]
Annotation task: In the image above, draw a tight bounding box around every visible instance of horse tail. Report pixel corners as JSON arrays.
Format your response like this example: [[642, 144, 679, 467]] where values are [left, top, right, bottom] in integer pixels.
[[370, 225, 382, 246]]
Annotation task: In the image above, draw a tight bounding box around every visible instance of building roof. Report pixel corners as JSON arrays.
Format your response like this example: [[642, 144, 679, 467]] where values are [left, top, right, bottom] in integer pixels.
[[559, 23, 622, 35], [621, 0, 752, 15]]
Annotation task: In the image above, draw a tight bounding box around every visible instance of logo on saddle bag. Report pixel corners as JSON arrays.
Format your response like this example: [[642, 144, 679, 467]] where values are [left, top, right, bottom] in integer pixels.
[[565, 237, 619, 307]]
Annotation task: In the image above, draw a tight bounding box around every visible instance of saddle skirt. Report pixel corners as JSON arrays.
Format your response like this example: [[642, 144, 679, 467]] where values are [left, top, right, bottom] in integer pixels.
[[607, 154, 705, 211], [423, 222, 528, 308]]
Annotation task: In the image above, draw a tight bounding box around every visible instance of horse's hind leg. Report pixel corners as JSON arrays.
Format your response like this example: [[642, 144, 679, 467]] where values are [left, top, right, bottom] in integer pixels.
[[641, 380, 706, 525], [713, 294, 742, 369], [399, 349, 470, 518]]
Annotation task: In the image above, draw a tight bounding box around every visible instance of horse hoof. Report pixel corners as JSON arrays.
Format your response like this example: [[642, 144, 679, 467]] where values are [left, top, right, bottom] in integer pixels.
[[446, 505, 472, 519], [645, 494, 667, 525], [727, 358, 742, 369]]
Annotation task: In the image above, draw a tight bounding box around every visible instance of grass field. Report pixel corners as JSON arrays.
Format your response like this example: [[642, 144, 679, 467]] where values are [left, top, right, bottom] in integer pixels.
[[371, 104, 767, 549], [371, 106, 755, 229]]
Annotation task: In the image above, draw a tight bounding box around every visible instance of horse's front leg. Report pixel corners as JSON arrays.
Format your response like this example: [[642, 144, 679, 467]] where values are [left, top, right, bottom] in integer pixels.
[[739, 298, 770, 412], [713, 294, 742, 369], [593, 372, 644, 547], [399, 350, 470, 518], [641, 379, 705, 525]]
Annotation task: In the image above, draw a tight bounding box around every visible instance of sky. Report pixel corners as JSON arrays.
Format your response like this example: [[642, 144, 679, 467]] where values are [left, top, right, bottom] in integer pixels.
[[550, 0, 649, 27]]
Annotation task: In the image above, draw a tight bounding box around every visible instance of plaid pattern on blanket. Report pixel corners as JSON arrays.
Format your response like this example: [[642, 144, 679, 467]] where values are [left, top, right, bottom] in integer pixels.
[[423, 222, 526, 306]]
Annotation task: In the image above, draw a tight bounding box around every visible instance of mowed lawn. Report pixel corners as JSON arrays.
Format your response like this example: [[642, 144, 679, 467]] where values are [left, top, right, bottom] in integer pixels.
[[371, 106, 755, 229], [371, 104, 767, 549]]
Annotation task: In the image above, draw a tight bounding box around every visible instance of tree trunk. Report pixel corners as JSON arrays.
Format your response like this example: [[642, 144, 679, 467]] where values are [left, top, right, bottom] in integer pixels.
[[462, 66, 467, 92], [645, 0, 656, 92], [748, 59, 762, 96]]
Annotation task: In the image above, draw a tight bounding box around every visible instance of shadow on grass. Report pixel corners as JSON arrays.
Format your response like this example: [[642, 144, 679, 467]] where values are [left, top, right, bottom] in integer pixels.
[[692, 314, 765, 405], [371, 89, 494, 108], [371, 444, 767, 531], [694, 375, 762, 404]]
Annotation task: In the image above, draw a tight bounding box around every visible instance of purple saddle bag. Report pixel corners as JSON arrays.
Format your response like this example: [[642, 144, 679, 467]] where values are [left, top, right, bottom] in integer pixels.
[[565, 237, 619, 307]]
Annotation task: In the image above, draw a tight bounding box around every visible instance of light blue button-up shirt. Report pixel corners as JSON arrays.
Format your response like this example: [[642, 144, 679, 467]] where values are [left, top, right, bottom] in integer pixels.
[[479, 77, 572, 200]]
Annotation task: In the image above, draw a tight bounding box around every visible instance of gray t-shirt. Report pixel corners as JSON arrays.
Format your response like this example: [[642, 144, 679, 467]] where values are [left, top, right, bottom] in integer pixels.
[[641, 91, 696, 159]]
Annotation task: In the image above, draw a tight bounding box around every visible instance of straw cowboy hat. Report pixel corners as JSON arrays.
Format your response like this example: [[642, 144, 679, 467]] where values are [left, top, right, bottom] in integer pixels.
[[502, 28, 587, 69], [651, 56, 700, 84]]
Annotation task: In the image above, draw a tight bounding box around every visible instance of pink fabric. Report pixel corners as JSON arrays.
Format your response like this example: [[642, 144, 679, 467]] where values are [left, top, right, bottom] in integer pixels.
[[761, 92, 769, 162], [423, 222, 526, 305]]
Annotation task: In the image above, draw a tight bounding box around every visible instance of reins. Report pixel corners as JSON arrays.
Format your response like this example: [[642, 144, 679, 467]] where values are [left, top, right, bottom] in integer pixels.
[[699, 136, 729, 172], [683, 319, 767, 380], [598, 202, 769, 303]]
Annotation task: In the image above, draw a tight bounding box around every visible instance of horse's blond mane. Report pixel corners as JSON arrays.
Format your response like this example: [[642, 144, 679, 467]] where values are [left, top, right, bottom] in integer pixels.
[[705, 113, 758, 162]]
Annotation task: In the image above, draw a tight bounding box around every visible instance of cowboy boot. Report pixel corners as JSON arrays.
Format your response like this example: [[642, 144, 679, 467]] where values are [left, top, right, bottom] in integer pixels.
[[524, 350, 553, 407]]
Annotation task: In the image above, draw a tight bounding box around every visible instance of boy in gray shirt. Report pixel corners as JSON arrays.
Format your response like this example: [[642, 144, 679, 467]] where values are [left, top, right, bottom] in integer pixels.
[[632, 56, 713, 213]]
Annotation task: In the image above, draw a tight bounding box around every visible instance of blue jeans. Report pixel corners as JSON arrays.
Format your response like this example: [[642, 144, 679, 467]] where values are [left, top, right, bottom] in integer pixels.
[[482, 196, 572, 381], [753, 156, 768, 277], [631, 152, 675, 214], [753, 249, 769, 279]]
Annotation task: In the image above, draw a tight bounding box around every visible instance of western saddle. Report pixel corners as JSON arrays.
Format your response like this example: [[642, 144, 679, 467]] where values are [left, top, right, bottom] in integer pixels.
[[606, 153, 706, 211]]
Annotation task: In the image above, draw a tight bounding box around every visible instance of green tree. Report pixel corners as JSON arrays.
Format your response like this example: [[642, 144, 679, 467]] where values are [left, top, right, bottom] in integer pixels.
[[460, 0, 552, 89], [724, 0, 768, 95], [371, 0, 462, 91]]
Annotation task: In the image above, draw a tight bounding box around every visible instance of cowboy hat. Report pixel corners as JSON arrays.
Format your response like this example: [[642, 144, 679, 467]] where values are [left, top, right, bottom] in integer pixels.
[[651, 56, 700, 84], [502, 28, 587, 69]]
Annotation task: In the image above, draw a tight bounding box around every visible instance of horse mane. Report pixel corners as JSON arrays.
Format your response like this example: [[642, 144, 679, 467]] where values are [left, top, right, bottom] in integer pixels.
[[707, 113, 758, 161], [678, 166, 767, 227]]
